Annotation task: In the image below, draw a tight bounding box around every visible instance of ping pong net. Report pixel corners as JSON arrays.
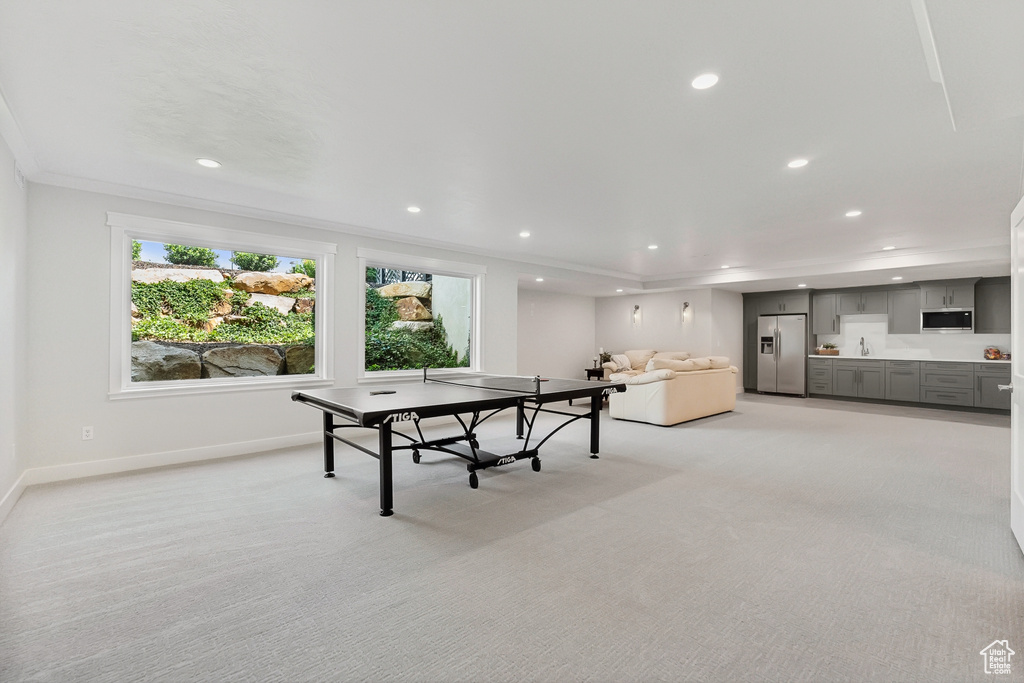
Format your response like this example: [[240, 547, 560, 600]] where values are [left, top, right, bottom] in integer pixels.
[[422, 368, 543, 395]]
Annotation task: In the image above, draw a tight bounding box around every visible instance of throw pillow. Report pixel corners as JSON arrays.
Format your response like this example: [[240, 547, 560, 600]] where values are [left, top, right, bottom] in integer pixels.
[[649, 357, 694, 372], [624, 349, 657, 371], [610, 354, 631, 372], [707, 356, 731, 369], [652, 351, 690, 361]]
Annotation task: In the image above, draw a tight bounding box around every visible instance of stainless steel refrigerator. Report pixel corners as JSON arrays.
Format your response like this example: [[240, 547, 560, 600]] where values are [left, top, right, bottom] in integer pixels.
[[757, 314, 807, 395]]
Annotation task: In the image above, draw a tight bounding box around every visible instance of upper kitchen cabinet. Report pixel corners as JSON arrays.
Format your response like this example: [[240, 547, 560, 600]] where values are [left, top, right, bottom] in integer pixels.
[[974, 277, 1010, 334], [811, 293, 838, 334], [757, 291, 808, 314], [919, 279, 977, 308], [888, 287, 921, 334], [837, 290, 888, 315]]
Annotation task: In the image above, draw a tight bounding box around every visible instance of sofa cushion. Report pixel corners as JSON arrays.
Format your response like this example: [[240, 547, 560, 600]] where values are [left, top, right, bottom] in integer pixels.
[[624, 349, 657, 371], [619, 368, 675, 384], [648, 357, 696, 372], [652, 351, 690, 361]]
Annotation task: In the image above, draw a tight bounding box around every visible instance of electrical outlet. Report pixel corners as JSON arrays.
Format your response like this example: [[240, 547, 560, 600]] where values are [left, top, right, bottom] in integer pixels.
[[82, 426, 94, 441]]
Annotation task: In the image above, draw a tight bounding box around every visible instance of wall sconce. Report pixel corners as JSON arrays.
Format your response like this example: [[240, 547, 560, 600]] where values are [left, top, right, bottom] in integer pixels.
[[681, 301, 691, 323], [632, 304, 642, 327]]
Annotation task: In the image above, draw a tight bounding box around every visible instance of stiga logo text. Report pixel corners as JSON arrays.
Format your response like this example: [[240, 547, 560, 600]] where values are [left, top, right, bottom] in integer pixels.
[[496, 456, 517, 466], [384, 411, 418, 423]]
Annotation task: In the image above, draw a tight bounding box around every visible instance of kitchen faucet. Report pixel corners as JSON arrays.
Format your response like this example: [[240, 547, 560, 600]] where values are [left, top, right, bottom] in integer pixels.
[[859, 337, 869, 356]]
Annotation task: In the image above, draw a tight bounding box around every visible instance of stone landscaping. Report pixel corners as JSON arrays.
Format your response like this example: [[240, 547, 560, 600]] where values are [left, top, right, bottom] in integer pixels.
[[130, 263, 315, 382]]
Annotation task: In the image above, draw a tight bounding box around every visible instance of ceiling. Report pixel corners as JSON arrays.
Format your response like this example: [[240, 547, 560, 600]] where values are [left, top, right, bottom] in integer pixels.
[[1, 1, 1022, 296]]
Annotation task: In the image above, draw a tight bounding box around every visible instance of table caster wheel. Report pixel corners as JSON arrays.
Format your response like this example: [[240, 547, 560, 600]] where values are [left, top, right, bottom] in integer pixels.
[[469, 471, 479, 489], [412, 451, 420, 464], [532, 458, 541, 472], [470, 439, 480, 449]]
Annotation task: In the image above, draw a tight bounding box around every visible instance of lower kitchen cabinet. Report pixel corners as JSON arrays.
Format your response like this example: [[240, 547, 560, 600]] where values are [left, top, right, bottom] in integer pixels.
[[975, 363, 1011, 410], [808, 357, 833, 394], [884, 361, 920, 402], [802, 357, 1008, 411], [833, 360, 884, 399], [920, 362, 974, 407]]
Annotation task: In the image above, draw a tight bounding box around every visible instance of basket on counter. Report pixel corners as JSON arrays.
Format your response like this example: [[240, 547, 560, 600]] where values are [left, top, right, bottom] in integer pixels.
[[816, 348, 839, 356]]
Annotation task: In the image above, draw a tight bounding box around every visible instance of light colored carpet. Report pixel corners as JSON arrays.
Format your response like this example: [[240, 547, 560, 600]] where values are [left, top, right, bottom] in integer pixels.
[[1, 394, 1021, 682]]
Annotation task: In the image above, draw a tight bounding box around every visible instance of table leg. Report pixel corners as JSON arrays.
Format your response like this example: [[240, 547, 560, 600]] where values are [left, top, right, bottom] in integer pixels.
[[378, 421, 394, 516], [323, 411, 336, 478], [516, 401, 525, 439], [589, 395, 600, 459]]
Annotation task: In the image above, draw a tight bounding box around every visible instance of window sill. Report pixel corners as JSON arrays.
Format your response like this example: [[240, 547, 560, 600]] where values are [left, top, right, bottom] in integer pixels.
[[110, 374, 335, 400]]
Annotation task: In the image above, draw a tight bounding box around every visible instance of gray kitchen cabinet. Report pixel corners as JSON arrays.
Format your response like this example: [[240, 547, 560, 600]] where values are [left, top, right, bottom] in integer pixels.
[[884, 361, 920, 402], [975, 363, 1011, 410], [920, 361, 974, 407], [920, 280, 976, 308], [811, 293, 838, 334], [888, 288, 921, 334], [974, 277, 1010, 334], [742, 295, 760, 390], [838, 290, 888, 315], [833, 359, 883, 399], [808, 357, 834, 394], [758, 292, 808, 314]]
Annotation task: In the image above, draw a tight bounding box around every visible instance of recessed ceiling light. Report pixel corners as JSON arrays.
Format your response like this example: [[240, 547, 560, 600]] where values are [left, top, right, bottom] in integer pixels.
[[196, 158, 221, 168], [882, 245, 896, 251], [797, 283, 807, 288], [648, 244, 658, 250], [721, 265, 730, 269], [892, 276, 903, 281], [691, 73, 719, 90], [787, 158, 809, 169], [519, 231, 530, 238], [407, 206, 421, 213], [616, 289, 623, 293], [535, 277, 544, 282], [845, 210, 862, 217]]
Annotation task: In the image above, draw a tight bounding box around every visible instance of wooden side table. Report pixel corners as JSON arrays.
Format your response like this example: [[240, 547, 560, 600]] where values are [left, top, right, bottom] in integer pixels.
[[585, 368, 604, 381]]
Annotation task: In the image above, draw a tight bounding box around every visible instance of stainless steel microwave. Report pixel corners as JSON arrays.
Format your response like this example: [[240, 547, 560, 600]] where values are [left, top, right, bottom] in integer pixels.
[[921, 309, 973, 333]]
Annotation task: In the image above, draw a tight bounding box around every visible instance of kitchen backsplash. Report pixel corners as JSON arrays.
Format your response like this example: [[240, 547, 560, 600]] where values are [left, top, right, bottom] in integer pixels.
[[816, 314, 1010, 360]]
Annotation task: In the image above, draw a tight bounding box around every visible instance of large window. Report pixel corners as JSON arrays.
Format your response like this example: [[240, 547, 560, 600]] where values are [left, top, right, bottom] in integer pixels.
[[109, 213, 336, 397], [358, 248, 483, 376]]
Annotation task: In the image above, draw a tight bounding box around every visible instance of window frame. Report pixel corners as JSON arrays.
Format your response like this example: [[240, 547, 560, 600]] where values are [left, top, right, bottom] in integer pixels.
[[108, 212, 336, 399], [357, 247, 484, 381]]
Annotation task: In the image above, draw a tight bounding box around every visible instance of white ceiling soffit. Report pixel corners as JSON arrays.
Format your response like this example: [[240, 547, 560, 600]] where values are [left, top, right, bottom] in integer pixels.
[[0, 1, 1022, 295]]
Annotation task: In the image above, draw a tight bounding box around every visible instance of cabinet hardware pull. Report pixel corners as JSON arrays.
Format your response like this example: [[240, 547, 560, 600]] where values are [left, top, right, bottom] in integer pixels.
[[998, 384, 1013, 392]]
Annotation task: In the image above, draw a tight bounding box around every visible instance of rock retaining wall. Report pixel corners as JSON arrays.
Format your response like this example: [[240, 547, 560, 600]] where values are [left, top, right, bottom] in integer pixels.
[[131, 340, 314, 381]]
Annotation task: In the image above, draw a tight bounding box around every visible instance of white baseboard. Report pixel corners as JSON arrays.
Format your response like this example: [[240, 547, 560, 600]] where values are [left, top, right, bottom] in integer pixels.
[[0, 470, 29, 528], [0, 432, 319, 526]]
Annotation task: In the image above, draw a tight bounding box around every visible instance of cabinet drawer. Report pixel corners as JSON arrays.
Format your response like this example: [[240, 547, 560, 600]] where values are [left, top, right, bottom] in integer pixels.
[[920, 386, 974, 407], [885, 360, 920, 371], [808, 378, 833, 395], [921, 361, 973, 373], [920, 371, 973, 389], [975, 363, 1011, 378], [809, 365, 832, 381]]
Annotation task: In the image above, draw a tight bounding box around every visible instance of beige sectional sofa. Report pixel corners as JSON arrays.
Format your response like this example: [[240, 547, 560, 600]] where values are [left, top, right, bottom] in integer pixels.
[[603, 349, 738, 426]]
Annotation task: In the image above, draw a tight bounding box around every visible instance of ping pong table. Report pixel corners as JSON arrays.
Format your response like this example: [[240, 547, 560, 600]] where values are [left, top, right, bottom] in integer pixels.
[[291, 370, 625, 516]]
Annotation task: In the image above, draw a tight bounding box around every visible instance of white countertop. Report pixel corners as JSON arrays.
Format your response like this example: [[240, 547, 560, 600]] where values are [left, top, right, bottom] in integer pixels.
[[808, 354, 1010, 363]]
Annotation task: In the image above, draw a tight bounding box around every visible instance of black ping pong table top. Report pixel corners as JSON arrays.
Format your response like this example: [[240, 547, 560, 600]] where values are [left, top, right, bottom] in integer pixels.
[[293, 375, 617, 426]]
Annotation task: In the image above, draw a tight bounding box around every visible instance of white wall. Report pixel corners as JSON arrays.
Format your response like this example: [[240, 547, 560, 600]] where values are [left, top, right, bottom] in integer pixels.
[[0, 133, 28, 514], [595, 288, 743, 389], [517, 289, 596, 379], [19, 184, 520, 474]]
